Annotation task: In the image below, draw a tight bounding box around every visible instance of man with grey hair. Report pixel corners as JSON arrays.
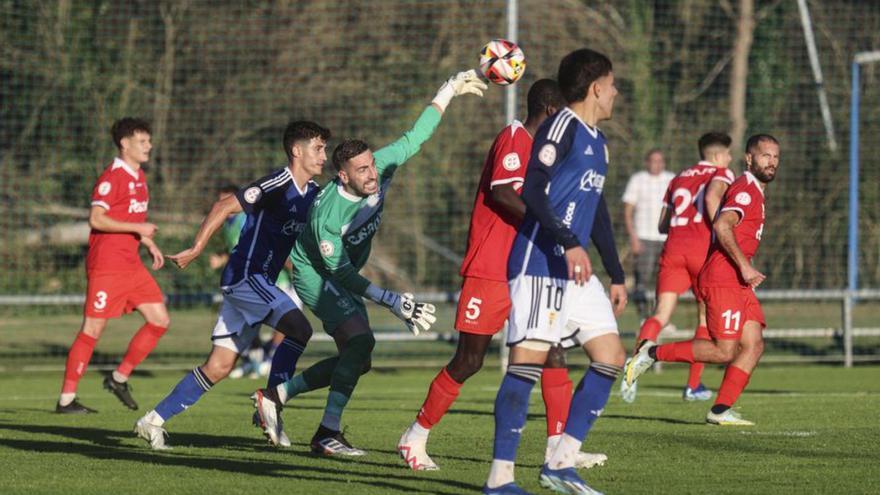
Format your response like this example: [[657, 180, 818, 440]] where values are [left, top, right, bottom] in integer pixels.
[[622, 148, 674, 319]]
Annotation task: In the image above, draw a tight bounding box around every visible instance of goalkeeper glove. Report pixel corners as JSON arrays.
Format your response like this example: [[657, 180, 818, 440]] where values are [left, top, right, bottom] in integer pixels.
[[370, 288, 437, 336], [432, 69, 489, 112]]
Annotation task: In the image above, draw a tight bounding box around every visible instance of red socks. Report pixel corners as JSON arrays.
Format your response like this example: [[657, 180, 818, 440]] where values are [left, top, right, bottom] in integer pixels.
[[637, 317, 663, 342], [541, 367, 573, 436], [687, 326, 709, 388], [62, 332, 98, 394], [655, 340, 695, 363], [715, 365, 751, 408], [116, 323, 168, 378], [416, 367, 462, 429]]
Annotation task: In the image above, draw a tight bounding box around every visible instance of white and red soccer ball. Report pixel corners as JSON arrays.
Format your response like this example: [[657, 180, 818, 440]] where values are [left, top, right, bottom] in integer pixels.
[[479, 39, 526, 86]]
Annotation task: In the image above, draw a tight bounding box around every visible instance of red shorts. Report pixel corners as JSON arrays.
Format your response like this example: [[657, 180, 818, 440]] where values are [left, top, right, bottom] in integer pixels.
[[84, 268, 164, 319], [454, 277, 511, 335], [656, 252, 705, 301], [700, 286, 766, 340]]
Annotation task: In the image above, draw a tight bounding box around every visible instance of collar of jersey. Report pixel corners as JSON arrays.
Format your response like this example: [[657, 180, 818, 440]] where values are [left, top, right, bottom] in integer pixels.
[[744, 171, 765, 196], [336, 181, 364, 202], [112, 157, 140, 180], [562, 107, 599, 139]]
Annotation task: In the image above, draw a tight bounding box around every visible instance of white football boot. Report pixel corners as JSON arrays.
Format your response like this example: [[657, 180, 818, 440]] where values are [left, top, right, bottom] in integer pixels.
[[134, 411, 171, 450], [251, 388, 280, 445], [397, 423, 439, 471], [619, 357, 638, 403], [545, 435, 607, 470], [624, 340, 656, 387], [706, 408, 755, 426]]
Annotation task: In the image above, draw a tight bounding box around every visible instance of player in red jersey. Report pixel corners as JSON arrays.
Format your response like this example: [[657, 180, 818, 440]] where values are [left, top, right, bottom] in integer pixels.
[[625, 134, 779, 425], [621, 133, 734, 403], [56, 118, 170, 414], [397, 79, 620, 471]]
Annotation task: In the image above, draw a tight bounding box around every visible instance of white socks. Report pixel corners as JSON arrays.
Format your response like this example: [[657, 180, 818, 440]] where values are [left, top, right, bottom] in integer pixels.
[[547, 433, 581, 470], [276, 384, 288, 403], [144, 410, 165, 426], [112, 371, 128, 383], [59, 393, 76, 406], [403, 421, 431, 443], [487, 459, 515, 488]]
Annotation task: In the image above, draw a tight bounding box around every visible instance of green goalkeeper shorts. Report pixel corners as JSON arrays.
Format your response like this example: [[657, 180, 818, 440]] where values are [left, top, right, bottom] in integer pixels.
[[293, 265, 368, 334]]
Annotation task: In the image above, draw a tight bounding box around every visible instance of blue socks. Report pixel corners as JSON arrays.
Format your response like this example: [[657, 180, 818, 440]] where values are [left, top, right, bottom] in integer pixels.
[[563, 363, 619, 441], [267, 337, 306, 388], [155, 367, 214, 421], [492, 364, 542, 462]]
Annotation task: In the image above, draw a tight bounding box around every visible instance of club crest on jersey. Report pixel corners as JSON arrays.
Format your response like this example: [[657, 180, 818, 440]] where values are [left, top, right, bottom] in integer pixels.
[[538, 144, 556, 166], [502, 152, 521, 171], [579, 169, 606, 192], [128, 182, 136, 195], [244, 186, 262, 204], [735, 192, 752, 206], [319, 240, 334, 257], [98, 181, 111, 196]]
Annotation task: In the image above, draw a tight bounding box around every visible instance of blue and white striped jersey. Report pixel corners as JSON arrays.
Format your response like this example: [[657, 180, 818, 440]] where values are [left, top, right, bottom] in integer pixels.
[[221, 167, 318, 287], [508, 107, 610, 280]]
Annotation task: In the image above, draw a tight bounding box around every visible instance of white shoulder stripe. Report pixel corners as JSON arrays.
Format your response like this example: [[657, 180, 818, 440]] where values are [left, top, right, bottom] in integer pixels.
[[261, 169, 292, 192], [547, 110, 568, 143], [550, 113, 573, 143]]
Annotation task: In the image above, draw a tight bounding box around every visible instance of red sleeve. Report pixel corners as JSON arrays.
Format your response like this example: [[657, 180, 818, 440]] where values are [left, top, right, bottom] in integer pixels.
[[711, 167, 735, 185], [90, 171, 123, 211], [720, 182, 753, 225], [489, 127, 529, 188], [662, 181, 673, 208]]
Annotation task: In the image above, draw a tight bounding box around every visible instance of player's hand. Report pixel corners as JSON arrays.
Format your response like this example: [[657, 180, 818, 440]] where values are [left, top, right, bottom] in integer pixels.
[[432, 69, 489, 112], [208, 253, 227, 270], [740, 263, 766, 288], [629, 237, 643, 255], [564, 246, 592, 286], [609, 283, 627, 317], [166, 246, 202, 270], [385, 292, 437, 336], [145, 241, 165, 270], [135, 222, 159, 239]]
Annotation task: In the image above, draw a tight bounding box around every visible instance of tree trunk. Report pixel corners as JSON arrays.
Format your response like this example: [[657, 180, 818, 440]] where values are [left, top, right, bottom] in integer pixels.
[[729, 0, 755, 157]]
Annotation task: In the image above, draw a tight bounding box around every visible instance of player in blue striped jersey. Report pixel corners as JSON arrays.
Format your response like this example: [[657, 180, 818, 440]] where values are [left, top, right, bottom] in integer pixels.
[[484, 49, 627, 495], [134, 121, 331, 450]]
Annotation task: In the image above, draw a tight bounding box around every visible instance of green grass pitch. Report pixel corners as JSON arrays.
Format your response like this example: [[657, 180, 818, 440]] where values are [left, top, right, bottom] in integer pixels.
[[0, 365, 877, 494]]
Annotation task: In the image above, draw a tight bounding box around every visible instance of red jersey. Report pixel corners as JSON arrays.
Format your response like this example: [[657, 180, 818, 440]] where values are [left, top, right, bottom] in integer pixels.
[[699, 172, 766, 288], [87, 158, 150, 273], [459, 121, 532, 281], [661, 161, 735, 257]]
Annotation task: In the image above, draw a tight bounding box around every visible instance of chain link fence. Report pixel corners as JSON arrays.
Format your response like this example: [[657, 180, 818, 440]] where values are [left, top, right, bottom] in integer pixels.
[[1, 0, 878, 365]]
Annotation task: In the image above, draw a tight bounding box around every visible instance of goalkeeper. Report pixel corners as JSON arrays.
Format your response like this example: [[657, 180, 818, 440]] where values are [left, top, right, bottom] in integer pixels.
[[252, 70, 487, 455]]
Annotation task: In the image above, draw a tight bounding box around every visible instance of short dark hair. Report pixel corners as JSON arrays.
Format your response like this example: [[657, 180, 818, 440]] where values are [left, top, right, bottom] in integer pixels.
[[332, 139, 370, 171], [111, 117, 151, 149], [526, 79, 566, 119], [644, 148, 664, 161], [283, 121, 331, 160], [745, 134, 779, 154], [218, 184, 239, 195], [557, 49, 613, 104], [698, 132, 732, 160]]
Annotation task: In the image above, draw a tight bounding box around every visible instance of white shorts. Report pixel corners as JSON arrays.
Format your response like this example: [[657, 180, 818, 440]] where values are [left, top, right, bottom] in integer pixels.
[[508, 274, 618, 349], [212, 274, 303, 354]]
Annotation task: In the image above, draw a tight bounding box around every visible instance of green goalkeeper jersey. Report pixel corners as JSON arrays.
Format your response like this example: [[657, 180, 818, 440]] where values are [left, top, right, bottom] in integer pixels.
[[290, 106, 441, 298]]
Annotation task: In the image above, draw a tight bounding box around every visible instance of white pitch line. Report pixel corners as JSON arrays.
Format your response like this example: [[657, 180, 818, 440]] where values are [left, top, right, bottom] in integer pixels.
[[739, 430, 817, 437]]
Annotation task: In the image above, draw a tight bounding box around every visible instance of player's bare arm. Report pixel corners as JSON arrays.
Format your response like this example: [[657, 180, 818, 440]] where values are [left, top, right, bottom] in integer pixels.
[[168, 194, 243, 269], [713, 210, 765, 288], [89, 205, 157, 239], [490, 183, 526, 220], [704, 180, 729, 223], [657, 205, 671, 234], [623, 202, 643, 254], [140, 236, 165, 270]]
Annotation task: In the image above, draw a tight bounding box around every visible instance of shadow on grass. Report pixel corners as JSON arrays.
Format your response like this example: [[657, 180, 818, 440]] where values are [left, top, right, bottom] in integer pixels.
[[0, 421, 479, 494], [603, 414, 703, 426]]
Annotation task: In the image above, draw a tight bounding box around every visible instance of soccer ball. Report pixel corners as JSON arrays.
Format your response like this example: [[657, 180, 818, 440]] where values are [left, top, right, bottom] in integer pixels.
[[478, 39, 526, 86]]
